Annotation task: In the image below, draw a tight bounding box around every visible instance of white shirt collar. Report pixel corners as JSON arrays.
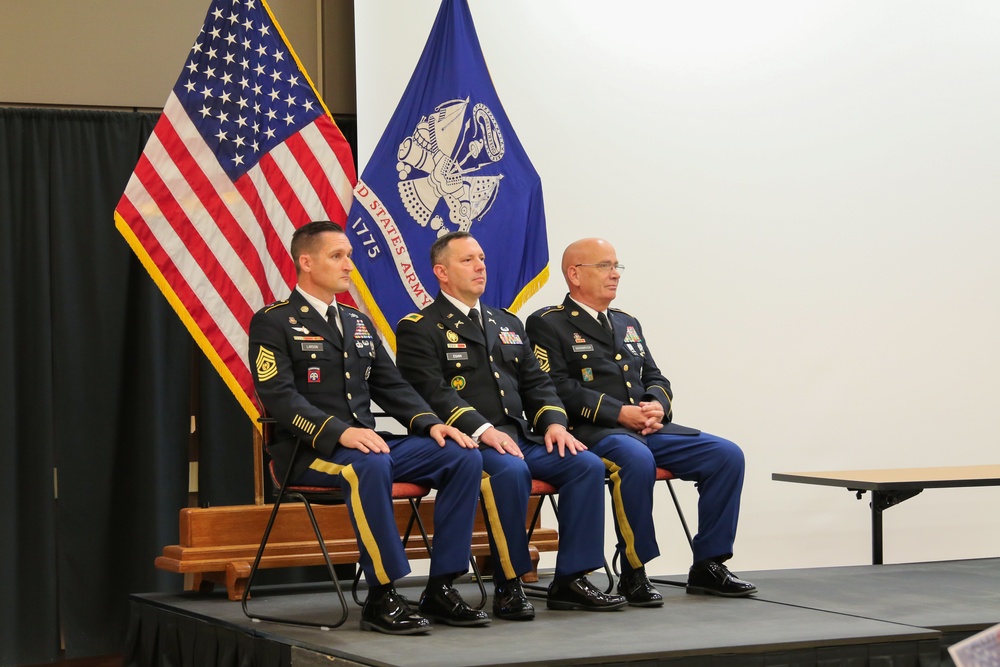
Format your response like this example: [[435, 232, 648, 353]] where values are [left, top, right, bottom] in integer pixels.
[[296, 286, 338, 323], [440, 290, 481, 318], [568, 296, 607, 324]]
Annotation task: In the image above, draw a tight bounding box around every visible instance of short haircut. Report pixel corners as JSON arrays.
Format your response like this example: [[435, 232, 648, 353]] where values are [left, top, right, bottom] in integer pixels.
[[290, 221, 344, 274], [430, 231, 473, 266]]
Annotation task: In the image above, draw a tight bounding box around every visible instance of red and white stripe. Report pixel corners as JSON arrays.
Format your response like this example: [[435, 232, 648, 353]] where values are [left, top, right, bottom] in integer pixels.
[[116, 91, 357, 416]]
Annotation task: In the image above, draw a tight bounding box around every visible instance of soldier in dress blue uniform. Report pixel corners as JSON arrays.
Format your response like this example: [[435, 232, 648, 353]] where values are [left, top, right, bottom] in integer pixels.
[[396, 232, 629, 616], [526, 238, 757, 599], [248, 221, 489, 635]]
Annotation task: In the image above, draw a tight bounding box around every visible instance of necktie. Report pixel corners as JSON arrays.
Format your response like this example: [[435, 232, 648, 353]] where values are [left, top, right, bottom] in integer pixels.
[[598, 311, 613, 336], [327, 304, 343, 341], [469, 307, 485, 333]]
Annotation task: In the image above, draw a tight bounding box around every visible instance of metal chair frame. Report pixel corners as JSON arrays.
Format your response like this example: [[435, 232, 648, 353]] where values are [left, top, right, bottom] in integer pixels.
[[349, 485, 488, 610], [610, 467, 695, 588], [517, 479, 616, 598], [241, 433, 350, 630]]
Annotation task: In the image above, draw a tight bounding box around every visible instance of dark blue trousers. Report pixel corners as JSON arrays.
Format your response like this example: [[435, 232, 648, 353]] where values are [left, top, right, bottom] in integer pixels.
[[589, 430, 745, 567], [295, 435, 483, 586], [480, 442, 607, 580]]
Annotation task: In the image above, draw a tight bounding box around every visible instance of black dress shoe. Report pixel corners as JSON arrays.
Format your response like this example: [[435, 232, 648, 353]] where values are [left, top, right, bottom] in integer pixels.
[[616, 568, 664, 607], [493, 580, 535, 621], [418, 583, 491, 627], [360, 587, 431, 635], [547, 576, 628, 611], [686, 561, 757, 597]]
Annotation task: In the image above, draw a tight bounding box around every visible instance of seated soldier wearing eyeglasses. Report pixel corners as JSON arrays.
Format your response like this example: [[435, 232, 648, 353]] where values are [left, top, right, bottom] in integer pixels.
[[526, 237, 757, 601]]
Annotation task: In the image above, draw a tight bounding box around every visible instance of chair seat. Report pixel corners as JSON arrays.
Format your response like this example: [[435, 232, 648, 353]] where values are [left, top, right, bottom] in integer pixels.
[[530, 479, 558, 495], [391, 482, 431, 499], [270, 461, 430, 500]]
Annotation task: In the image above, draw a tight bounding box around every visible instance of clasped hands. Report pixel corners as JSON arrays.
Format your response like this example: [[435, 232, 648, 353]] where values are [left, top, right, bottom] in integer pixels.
[[618, 400, 664, 435]]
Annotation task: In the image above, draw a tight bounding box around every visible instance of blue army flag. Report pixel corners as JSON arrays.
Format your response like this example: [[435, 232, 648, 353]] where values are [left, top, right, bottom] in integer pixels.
[[348, 0, 549, 349]]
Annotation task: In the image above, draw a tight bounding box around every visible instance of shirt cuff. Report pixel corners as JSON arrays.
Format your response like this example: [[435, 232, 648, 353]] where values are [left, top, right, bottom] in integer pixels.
[[471, 423, 493, 443]]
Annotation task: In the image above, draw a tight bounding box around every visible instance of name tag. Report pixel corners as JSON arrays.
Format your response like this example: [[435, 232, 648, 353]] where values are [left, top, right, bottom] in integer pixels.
[[447, 352, 469, 361], [301, 342, 324, 352], [572, 344, 594, 352]]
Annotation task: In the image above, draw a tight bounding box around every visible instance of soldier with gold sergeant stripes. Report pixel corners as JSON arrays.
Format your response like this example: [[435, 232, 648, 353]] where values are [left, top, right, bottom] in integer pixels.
[[396, 232, 627, 618], [525, 238, 757, 600], [248, 221, 488, 636]]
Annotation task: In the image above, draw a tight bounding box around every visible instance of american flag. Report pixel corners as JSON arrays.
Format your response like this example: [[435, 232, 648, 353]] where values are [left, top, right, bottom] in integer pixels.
[[114, 0, 356, 422]]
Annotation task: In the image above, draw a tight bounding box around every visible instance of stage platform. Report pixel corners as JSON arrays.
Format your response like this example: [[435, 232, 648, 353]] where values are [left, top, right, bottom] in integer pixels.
[[125, 557, 1000, 667]]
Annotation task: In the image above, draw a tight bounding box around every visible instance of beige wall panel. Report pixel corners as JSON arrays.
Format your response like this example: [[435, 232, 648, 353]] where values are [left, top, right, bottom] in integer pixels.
[[0, 0, 320, 109], [321, 0, 355, 115]]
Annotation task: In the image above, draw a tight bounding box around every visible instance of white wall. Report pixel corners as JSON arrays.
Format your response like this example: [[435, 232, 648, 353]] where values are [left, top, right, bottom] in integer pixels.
[[356, 0, 1000, 575]]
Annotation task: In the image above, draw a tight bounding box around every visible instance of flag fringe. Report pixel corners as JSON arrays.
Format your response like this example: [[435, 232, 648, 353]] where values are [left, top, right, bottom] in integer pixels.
[[349, 271, 398, 353], [507, 264, 549, 314], [114, 211, 262, 429]]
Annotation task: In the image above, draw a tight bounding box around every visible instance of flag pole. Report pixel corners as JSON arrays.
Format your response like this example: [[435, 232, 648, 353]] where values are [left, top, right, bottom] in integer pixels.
[[253, 428, 264, 505]]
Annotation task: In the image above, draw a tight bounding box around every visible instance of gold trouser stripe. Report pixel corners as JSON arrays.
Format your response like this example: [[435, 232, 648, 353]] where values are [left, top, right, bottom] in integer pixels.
[[308, 459, 390, 585], [480, 472, 517, 581], [602, 457, 642, 570]]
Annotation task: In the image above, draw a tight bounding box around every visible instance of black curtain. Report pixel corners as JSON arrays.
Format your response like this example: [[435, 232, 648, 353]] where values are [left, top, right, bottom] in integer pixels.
[[0, 107, 358, 667]]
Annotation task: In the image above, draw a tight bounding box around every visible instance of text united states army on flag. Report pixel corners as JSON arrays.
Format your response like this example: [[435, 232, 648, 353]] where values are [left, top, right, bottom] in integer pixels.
[[114, 0, 356, 422], [347, 0, 550, 350]]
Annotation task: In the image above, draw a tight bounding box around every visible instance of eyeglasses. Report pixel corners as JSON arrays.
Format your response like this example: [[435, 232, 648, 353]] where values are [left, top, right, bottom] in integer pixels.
[[574, 262, 625, 273]]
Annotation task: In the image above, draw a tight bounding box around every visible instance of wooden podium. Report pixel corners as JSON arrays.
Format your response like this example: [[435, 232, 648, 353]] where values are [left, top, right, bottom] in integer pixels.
[[155, 497, 558, 600]]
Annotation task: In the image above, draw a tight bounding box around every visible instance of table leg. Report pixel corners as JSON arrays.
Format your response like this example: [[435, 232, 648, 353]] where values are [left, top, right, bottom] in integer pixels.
[[868, 488, 922, 565], [870, 492, 884, 565]]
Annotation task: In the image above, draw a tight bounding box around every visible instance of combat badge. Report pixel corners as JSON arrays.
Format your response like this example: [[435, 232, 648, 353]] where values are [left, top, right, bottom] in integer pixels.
[[573, 332, 586, 344], [581, 368, 594, 382], [255, 347, 277, 382], [451, 376, 467, 391]]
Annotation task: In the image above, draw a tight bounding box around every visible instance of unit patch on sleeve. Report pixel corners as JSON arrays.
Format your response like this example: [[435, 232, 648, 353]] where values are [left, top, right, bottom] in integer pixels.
[[255, 347, 278, 382]]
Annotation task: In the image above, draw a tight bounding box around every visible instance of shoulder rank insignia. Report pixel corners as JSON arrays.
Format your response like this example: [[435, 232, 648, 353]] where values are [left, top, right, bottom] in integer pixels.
[[255, 347, 278, 382], [533, 345, 550, 372], [400, 313, 423, 323]]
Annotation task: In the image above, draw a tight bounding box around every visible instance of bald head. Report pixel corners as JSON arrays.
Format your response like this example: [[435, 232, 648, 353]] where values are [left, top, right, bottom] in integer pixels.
[[561, 238, 622, 311], [561, 238, 616, 277]]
